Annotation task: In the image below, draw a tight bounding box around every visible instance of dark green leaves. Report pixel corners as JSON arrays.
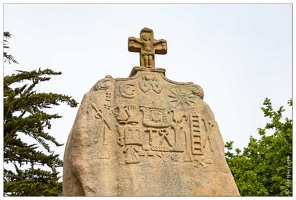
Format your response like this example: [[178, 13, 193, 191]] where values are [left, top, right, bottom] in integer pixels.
[[3, 32, 18, 64], [3, 32, 78, 196]]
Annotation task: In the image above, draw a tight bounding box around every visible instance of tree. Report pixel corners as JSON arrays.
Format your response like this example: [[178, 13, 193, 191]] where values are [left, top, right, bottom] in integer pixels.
[[225, 98, 292, 196], [3, 32, 18, 64], [3, 32, 78, 196]]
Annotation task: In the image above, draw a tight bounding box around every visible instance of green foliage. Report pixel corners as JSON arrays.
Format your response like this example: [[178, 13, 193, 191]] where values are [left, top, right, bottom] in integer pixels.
[[225, 98, 292, 196], [4, 31, 18, 64], [3, 32, 78, 196]]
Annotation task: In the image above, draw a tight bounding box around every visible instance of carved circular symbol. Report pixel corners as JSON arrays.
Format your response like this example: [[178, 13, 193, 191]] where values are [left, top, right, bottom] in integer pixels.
[[168, 88, 196, 108], [120, 84, 135, 98]]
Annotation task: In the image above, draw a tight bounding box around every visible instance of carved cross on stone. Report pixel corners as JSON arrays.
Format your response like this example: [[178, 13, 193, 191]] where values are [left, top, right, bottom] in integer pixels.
[[128, 27, 167, 68]]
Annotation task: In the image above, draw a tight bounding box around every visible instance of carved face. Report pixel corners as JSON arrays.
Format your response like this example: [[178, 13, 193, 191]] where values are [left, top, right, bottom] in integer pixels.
[[142, 33, 150, 41], [150, 109, 163, 123]]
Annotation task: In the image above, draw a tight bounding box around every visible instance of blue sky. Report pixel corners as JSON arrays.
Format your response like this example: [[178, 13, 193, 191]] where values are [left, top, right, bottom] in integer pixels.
[[3, 3, 292, 177]]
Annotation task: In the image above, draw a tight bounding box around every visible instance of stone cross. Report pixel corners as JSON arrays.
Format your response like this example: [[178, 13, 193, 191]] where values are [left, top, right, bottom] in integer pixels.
[[128, 27, 167, 68]]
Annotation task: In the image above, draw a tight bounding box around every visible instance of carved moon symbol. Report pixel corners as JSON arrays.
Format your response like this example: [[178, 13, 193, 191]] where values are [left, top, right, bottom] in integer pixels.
[[120, 84, 135, 98], [123, 85, 134, 95]]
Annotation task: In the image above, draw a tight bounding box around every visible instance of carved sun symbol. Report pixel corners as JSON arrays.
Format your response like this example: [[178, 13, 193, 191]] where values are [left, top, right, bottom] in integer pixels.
[[168, 88, 196, 108]]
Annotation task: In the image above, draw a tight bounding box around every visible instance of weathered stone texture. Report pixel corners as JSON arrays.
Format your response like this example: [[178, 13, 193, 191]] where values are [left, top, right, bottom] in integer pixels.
[[63, 28, 239, 196]]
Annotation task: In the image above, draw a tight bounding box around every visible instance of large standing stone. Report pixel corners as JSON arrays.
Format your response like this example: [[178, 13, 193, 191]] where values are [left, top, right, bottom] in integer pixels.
[[63, 28, 240, 196]]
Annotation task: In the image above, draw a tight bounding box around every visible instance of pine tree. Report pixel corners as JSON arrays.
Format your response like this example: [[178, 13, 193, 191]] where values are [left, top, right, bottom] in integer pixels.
[[3, 32, 78, 196], [225, 98, 292, 196]]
